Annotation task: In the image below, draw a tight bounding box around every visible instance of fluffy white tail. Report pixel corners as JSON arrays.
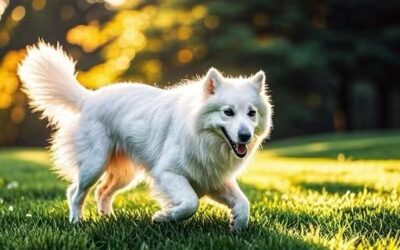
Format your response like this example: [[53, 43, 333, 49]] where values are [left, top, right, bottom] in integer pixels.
[[18, 42, 91, 126]]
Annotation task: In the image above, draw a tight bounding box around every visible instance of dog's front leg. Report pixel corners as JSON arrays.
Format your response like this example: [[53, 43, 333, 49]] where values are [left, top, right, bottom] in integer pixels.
[[210, 179, 250, 231], [152, 171, 199, 222]]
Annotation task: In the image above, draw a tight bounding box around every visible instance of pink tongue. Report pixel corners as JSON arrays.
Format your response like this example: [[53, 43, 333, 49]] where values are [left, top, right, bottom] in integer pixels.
[[236, 144, 247, 154]]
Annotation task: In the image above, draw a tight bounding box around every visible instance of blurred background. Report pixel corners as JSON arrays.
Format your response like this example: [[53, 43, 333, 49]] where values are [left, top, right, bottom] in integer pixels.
[[0, 0, 399, 147]]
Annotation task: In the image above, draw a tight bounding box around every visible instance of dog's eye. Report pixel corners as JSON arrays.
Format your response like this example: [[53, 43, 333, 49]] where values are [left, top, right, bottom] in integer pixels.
[[248, 110, 256, 117], [223, 108, 235, 117]]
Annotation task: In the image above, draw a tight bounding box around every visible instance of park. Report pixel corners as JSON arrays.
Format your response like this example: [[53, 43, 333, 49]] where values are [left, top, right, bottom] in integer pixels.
[[0, 0, 399, 249]]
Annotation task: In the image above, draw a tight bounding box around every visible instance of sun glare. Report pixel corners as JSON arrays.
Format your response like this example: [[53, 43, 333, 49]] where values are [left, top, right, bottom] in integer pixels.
[[0, 0, 8, 20], [104, 0, 126, 7]]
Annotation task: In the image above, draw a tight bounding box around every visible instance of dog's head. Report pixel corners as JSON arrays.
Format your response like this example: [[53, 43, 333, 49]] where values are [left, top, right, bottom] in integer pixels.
[[198, 68, 273, 159]]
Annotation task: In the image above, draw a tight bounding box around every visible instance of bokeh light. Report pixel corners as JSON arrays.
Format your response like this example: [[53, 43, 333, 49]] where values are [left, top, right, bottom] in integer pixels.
[[104, 0, 126, 7], [11, 6, 25, 22], [0, 0, 399, 146], [65, 4, 207, 87], [0, 49, 25, 109], [204, 15, 219, 29], [32, 0, 46, 11], [177, 49, 193, 64], [0, 0, 8, 20]]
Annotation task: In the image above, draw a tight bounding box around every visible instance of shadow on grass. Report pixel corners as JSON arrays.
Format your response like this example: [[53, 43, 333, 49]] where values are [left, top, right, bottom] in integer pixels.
[[0, 152, 324, 249], [0, 187, 65, 202], [82, 213, 327, 250], [267, 130, 400, 160], [3, 201, 399, 250], [340, 206, 400, 241], [297, 181, 376, 195], [260, 206, 400, 246], [0, 206, 327, 249], [1, 148, 398, 249], [41, 201, 400, 249]]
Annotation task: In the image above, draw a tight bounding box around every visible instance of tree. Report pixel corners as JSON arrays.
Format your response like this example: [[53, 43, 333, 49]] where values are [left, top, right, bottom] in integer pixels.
[[0, 0, 399, 146]]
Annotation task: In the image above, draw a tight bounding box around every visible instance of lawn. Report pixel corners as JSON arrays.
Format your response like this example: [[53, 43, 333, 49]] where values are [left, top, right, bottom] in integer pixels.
[[0, 130, 399, 249]]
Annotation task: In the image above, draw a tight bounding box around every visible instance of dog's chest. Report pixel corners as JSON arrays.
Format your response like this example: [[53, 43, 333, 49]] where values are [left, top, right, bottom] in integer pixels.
[[179, 136, 244, 193], [184, 157, 237, 194]]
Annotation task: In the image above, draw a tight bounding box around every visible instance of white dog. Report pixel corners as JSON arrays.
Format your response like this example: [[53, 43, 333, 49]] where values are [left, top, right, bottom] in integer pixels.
[[18, 42, 272, 231]]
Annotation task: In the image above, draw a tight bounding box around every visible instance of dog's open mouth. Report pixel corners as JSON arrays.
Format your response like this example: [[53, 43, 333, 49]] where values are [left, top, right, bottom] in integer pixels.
[[220, 127, 247, 158]]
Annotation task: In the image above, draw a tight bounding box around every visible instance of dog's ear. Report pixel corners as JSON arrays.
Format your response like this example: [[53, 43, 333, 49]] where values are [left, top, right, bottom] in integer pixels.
[[204, 67, 223, 95], [251, 70, 266, 94]]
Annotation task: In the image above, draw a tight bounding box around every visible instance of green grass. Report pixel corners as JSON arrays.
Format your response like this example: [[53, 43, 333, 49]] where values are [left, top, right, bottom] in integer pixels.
[[266, 130, 400, 160], [0, 131, 400, 249]]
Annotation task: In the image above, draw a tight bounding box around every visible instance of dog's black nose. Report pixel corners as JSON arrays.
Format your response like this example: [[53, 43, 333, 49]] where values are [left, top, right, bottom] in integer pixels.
[[238, 126, 251, 143]]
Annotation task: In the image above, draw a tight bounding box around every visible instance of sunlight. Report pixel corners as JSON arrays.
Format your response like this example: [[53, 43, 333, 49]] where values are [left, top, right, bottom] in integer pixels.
[[11, 6, 25, 22], [1, 131, 400, 249], [0, 0, 399, 247], [1, 149, 51, 166], [177, 48, 193, 64], [32, 0, 46, 11], [0, 0, 8, 20], [64, 4, 209, 86], [104, 0, 126, 7], [66, 23, 102, 52], [244, 151, 400, 193], [0, 49, 26, 110], [141, 59, 162, 82]]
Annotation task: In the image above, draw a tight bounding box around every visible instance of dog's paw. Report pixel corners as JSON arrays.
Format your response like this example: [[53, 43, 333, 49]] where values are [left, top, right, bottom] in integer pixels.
[[228, 213, 249, 232], [69, 209, 82, 224], [229, 202, 249, 231], [98, 208, 114, 217], [69, 215, 81, 224], [152, 211, 170, 223]]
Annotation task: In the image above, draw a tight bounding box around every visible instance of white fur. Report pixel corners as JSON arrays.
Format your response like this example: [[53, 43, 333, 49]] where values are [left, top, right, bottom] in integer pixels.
[[18, 42, 273, 231]]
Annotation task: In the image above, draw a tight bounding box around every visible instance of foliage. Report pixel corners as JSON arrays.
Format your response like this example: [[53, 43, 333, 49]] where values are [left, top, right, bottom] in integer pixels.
[[0, 131, 399, 249], [0, 0, 400, 146]]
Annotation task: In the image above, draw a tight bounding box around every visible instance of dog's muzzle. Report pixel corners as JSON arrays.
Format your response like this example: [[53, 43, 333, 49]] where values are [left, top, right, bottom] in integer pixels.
[[220, 127, 248, 158]]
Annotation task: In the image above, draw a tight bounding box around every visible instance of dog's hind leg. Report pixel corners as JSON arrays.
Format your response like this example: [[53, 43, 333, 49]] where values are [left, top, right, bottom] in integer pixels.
[[67, 184, 77, 209], [95, 151, 138, 216], [69, 122, 111, 223]]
